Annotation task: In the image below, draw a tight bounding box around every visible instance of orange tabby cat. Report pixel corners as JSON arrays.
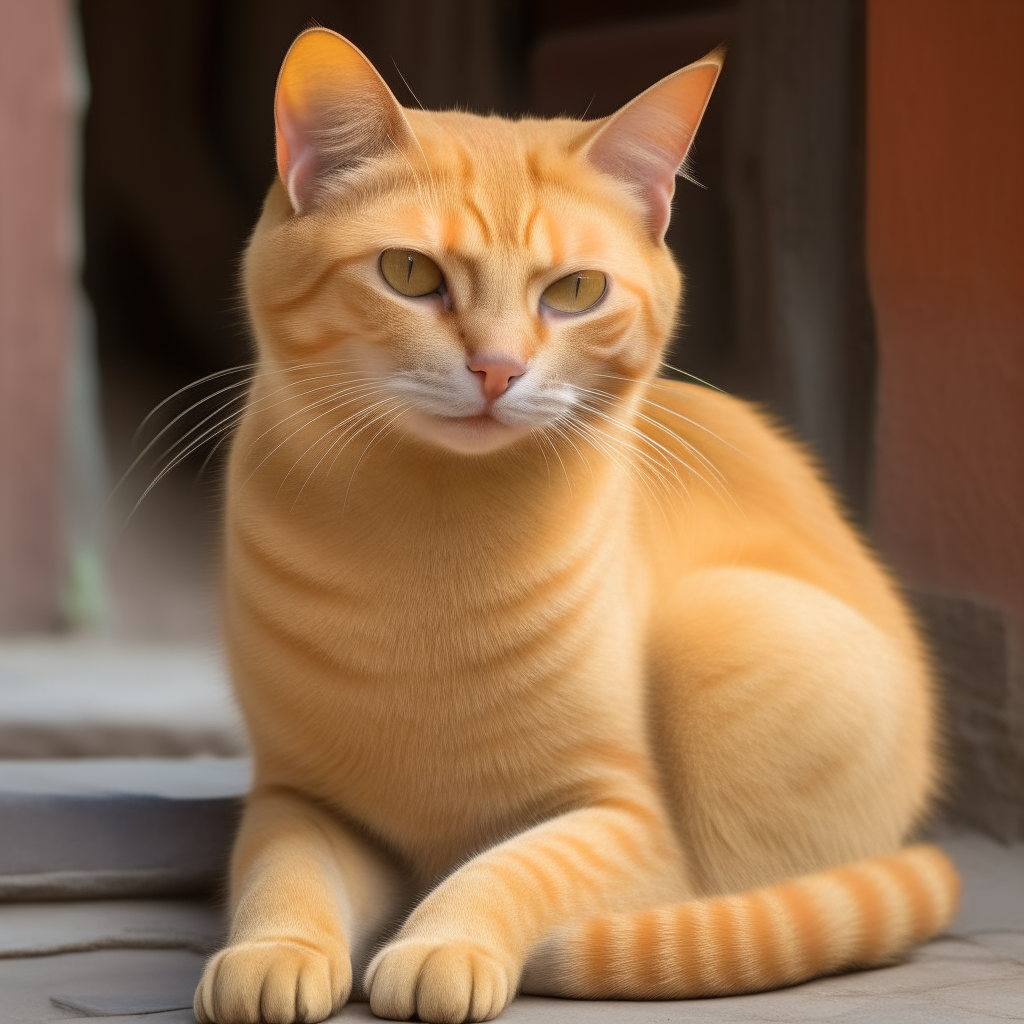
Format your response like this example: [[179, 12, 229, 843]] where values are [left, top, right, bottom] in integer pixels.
[[194, 28, 959, 1024]]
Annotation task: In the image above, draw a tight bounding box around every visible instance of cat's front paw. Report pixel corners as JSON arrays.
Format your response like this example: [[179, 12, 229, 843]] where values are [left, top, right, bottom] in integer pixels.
[[365, 939, 515, 1023], [194, 939, 350, 1024]]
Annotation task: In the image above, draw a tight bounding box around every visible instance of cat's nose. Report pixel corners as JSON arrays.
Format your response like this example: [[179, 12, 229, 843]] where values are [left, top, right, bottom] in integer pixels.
[[467, 355, 526, 401]]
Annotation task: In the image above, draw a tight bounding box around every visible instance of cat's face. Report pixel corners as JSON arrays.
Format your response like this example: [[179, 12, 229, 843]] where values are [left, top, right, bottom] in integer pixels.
[[244, 31, 720, 459]]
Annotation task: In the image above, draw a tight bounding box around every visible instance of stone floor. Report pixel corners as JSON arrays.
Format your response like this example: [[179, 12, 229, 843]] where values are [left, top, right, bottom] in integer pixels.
[[0, 829, 1020, 1024]]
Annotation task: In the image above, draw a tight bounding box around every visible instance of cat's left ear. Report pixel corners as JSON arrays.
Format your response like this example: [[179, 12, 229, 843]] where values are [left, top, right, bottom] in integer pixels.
[[275, 28, 415, 214], [584, 48, 724, 239]]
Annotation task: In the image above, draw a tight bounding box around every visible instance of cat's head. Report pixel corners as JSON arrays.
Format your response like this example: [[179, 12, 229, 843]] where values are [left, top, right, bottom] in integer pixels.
[[244, 29, 720, 458]]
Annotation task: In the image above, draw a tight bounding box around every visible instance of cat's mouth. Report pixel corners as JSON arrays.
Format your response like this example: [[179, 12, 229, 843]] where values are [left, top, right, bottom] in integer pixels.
[[446, 412, 499, 427], [403, 407, 531, 455], [388, 370, 577, 455]]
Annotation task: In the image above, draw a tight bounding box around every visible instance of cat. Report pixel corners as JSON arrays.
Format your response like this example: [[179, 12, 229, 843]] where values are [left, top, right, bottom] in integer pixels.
[[194, 27, 959, 1024]]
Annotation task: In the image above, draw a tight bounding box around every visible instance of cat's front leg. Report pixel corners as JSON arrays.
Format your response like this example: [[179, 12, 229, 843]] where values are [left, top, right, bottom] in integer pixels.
[[365, 790, 681, 1023], [195, 786, 401, 1024]]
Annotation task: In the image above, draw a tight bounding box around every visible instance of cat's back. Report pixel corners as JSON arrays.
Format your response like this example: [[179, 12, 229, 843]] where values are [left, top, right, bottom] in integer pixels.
[[635, 380, 915, 646]]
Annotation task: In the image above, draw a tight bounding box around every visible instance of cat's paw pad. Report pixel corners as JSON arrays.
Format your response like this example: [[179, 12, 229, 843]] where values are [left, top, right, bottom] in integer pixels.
[[194, 939, 350, 1024], [365, 939, 514, 1023]]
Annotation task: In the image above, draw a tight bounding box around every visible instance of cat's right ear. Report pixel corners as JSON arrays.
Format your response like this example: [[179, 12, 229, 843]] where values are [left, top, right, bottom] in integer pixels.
[[584, 48, 724, 239], [275, 28, 415, 214]]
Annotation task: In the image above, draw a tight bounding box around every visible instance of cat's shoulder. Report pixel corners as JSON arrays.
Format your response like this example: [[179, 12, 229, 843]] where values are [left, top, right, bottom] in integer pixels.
[[640, 379, 836, 506], [641, 380, 798, 459]]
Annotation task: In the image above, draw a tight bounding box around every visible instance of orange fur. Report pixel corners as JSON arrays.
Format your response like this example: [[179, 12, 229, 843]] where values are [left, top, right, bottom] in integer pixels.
[[194, 29, 957, 1024]]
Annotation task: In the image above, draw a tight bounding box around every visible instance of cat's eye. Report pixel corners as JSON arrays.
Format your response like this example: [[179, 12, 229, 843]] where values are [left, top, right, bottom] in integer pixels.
[[380, 249, 444, 297], [541, 270, 606, 313]]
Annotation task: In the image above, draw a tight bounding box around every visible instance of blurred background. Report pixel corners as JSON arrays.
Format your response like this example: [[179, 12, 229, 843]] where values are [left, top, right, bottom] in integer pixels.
[[0, 0, 1021, 841]]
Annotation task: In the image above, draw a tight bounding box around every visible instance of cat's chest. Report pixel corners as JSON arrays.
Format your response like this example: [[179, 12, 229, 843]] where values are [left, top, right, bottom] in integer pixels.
[[247, 657, 637, 877], [228, 504, 647, 871]]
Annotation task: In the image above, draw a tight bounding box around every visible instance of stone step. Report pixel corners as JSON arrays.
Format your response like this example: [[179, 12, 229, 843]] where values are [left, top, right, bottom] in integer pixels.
[[0, 758, 249, 900]]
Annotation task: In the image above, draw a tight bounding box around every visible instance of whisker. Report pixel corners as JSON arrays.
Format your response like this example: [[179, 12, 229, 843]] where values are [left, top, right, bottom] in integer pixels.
[[118, 359, 380, 523], [243, 379, 386, 461], [574, 390, 687, 484], [576, 400, 699, 487], [563, 417, 670, 524], [576, 385, 727, 487], [580, 377, 742, 511], [595, 372, 745, 453], [279, 392, 397, 497], [569, 414, 679, 495], [658, 361, 724, 392], [113, 379, 254, 504], [340, 400, 411, 513], [532, 433, 552, 481], [547, 421, 595, 496], [254, 386, 393, 490], [134, 363, 257, 443], [536, 426, 572, 493], [139, 375, 379, 504], [565, 417, 675, 524], [126, 362, 366, 488]]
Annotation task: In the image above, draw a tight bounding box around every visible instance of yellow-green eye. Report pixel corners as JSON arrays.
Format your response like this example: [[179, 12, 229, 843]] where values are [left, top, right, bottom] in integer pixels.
[[541, 270, 606, 313], [380, 249, 443, 297]]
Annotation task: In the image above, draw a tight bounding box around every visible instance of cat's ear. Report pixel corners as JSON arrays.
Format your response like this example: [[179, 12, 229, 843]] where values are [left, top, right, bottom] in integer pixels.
[[275, 28, 415, 214], [584, 48, 724, 239]]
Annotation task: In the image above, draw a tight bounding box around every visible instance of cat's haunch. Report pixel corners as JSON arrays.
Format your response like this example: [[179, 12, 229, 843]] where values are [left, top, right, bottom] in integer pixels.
[[193, 27, 956, 1024]]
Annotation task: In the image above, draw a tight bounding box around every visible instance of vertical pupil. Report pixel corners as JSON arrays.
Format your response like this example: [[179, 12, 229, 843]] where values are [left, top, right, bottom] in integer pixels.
[[574, 275, 582, 300], [406, 255, 415, 282]]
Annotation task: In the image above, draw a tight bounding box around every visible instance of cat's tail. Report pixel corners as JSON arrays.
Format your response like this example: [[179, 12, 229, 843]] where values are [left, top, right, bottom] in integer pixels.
[[522, 844, 959, 999]]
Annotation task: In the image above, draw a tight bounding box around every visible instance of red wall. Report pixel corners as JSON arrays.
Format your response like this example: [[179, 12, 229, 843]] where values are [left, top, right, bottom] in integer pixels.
[[0, 0, 72, 630], [867, 0, 1024, 618]]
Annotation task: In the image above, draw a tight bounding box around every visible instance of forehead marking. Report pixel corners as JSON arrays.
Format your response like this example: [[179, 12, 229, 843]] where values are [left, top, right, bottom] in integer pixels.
[[522, 203, 543, 250], [439, 214, 464, 252], [462, 194, 493, 247], [441, 143, 495, 248], [543, 209, 566, 269], [263, 255, 358, 315]]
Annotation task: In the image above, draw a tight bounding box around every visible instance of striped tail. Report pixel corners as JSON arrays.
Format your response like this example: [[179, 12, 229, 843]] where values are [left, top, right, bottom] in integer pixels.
[[523, 844, 960, 999]]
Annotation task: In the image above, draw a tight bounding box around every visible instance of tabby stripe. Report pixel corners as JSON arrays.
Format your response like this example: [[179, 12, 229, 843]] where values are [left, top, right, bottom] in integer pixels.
[[776, 876, 829, 978], [883, 852, 935, 941], [744, 890, 781, 991], [262, 255, 360, 314], [534, 842, 604, 901], [854, 859, 907, 960], [521, 204, 543, 249], [632, 907, 666, 993], [597, 795, 665, 830], [582, 916, 613, 992], [559, 833, 629, 880], [478, 858, 549, 942], [504, 851, 562, 913], [833, 862, 887, 964], [462, 196, 493, 245], [726, 895, 767, 993], [706, 898, 740, 993]]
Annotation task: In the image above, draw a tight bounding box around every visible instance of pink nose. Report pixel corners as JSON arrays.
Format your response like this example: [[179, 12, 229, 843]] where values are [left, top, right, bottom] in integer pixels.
[[468, 355, 526, 401]]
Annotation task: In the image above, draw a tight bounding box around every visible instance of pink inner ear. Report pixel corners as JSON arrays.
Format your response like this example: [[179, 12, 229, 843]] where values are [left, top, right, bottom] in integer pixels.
[[587, 62, 721, 238], [275, 94, 321, 213], [271, 29, 416, 216], [274, 97, 305, 209]]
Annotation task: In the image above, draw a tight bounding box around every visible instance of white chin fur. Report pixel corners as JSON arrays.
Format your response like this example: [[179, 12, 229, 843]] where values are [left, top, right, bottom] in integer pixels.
[[402, 409, 533, 455]]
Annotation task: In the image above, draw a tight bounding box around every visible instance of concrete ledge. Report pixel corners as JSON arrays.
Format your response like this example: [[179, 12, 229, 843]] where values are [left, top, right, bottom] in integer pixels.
[[0, 759, 248, 900]]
